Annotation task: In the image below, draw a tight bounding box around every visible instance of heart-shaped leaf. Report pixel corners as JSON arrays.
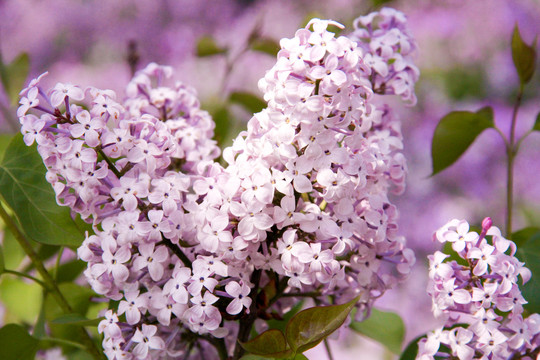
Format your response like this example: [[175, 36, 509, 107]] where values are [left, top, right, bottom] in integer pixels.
[[431, 107, 494, 176], [0, 134, 90, 247], [350, 308, 405, 354], [0, 324, 40, 360], [286, 296, 359, 354]]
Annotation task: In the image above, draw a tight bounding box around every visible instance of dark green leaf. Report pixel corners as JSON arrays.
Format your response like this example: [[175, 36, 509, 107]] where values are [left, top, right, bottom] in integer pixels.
[[431, 107, 494, 175], [533, 112, 540, 132], [196, 36, 227, 57], [0, 277, 42, 322], [229, 91, 267, 114], [56, 259, 87, 283], [51, 313, 103, 327], [512, 24, 537, 86], [0, 134, 91, 246], [515, 232, 540, 313], [350, 308, 405, 354], [250, 38, 280, 57], [398, 334, 426, 360], [511, 227, 540, 248], [240, 329, 291, 358], [0, 324, 40, 360], [286, 296, 359, 353], [0, 53, 30, 105]]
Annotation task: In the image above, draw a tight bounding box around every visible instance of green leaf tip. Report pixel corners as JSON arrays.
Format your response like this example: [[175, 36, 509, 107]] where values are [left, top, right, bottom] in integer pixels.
[[512, 24, 537, 86]]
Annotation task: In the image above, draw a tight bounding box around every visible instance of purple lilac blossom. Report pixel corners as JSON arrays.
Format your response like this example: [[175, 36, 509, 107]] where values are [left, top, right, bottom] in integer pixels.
[[17, 8, 418, 359], [417, 218, 540, 360]]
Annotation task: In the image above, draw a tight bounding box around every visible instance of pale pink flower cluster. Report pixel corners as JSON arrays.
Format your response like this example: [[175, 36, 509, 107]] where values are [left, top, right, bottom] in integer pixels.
[[417, 218, 540, 360], [17, 8, 417, 360], [349, 7, 420, 105]]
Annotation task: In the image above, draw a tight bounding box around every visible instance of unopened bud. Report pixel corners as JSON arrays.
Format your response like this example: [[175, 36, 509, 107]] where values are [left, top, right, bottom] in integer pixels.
[[481, 217, 493, 232]]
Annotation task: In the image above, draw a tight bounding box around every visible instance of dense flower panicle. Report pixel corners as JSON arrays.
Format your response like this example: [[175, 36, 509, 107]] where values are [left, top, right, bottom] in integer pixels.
[[349, 7, 420, 105], [18, 8, 417, 360], [417, 218, 540, 360]]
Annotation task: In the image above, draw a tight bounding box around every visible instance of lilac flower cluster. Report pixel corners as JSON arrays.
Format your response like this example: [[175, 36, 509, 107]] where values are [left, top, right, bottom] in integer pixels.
[[17, 8, 417, 359], [417, 218, 540, 360], [349, 7, 420, 105]]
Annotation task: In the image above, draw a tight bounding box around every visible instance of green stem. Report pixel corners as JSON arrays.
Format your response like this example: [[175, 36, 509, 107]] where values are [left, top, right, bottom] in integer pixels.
[[0, 202, 105, 360], [53, 246, 64, 280], [40, 336, 87, 350], [96, 148, 122, 178], [323, 339, 334, 360], [506, 85, 523, 237], [3, 269, 46, 287]]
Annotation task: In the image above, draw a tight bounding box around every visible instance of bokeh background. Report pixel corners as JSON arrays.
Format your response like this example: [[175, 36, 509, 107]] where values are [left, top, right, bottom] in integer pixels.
[[0, 0, 539, 358]]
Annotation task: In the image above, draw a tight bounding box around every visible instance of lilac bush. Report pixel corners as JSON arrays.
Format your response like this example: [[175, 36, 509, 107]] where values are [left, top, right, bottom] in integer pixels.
[[12, 8, 419, 359]]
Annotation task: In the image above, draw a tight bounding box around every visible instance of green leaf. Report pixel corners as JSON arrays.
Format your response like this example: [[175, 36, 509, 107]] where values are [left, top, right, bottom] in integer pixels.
[[398, 334, 426, 360], [56, 259, 87, 283], [229, 91, 267, 114], [0, 277, 42, 323], [239, 355, 273, 360], [0, 134, 15, 163], [267, 300, 305, 334], [250, 38, 280, 57], [33, 294, 47, 338], [285, 296, 359, 354], [0, 53, 30, 105], [431, 107, 494, 175], [44, 283, 95, 349], [515, 231, 540, 313], [196, 36, 227, 57], [0, 245, 4, 273], [511, 227, 540, 248], [51, 313, 103, 327], [0, 324, 40, 360], [532, 112, 540, 132], [0, 225, 25, 269], [240, 329, 291, 358], [512, 24, 537, 86], [0, 134, 91, 247], [350, 308, 405, 354]]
